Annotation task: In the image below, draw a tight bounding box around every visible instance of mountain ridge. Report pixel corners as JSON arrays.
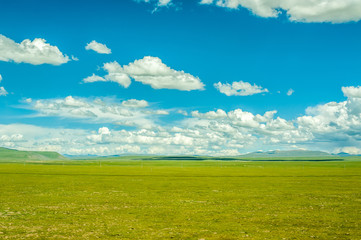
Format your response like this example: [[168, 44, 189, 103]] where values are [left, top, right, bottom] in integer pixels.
[[241, 150, 332, 158]]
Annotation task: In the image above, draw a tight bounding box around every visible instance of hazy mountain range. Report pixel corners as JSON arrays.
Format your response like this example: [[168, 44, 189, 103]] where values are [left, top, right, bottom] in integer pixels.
[[0, 147, 358, 161]]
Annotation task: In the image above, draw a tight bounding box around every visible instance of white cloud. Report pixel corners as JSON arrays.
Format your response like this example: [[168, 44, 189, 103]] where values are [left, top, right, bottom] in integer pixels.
[[27, 96, 169, 129], [0, 34, 70, 65], [200, 0, 361, 23], [0, 87, 8, 96], [71, 55, 79, 61], [0, 134, 23, 142], [122, 99, 149, 108], [83, 74, 106, 83], [84, 56, 205, 91], [296, 91, 361, 148], [116, 144, 141, 154], [287, 89, 294, 96], [200, 0, 213, 4], [158, 0, 171, 7], [85, 40, 111, 54], [8, 86, 361, 156], [0, 133, 24, 148], [335, 146, 361, 155], [135, 0, 172, 8], [228, 109, 261, 128], [177, 110, 188, 116], [191, 109, 227, 119], [0, 74, 7, 96], [214, 81, 268, 96], [148, 146, 166, 154], [98, 127, 111, 135], [342, 86, 361, 98], [144, 110, 169, 115], [83, 62, 131, 88], [102, 61, 132, 88], [122, 56, 204, 90]]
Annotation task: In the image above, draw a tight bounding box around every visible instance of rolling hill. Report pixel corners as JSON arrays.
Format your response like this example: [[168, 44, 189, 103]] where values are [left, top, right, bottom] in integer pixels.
[[0, 147, 67, 161]]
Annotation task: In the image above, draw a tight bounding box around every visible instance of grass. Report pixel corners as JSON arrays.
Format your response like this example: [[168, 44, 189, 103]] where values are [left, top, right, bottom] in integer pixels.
[[0, 158, 360, 239], [0, 147, 65, 162]]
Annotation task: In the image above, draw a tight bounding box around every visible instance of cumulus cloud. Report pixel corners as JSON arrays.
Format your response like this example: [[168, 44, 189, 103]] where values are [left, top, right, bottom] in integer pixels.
[[84, 56, 205, 91], [0, 74, 2, 83], [0, 87, 7, 96], [122, 56, 204, 90], [103, 61, 133, 88], [83, 63, 131, 88], [296, 91, 361, 151], [0, 123, 247, 156], [214, 81, 268, 96], [287, 89, 294, 96], [85, 40, 111, 54], [98, 127, 111, 135], [21, 96, 304, 155], [0, 34, 70, 65], [83, 74, 106, 83], [122, 99, 149, 108], [0, 133, 24, 142], [199, 0, 361, 23], [342, 86, 361, 98], [191, 109, 227, 119], [183, 85, 361, 152], [0, 133, 24, 148]]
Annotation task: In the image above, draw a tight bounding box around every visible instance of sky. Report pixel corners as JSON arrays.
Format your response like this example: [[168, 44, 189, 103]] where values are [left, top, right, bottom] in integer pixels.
[[0, 0, 361, 156]]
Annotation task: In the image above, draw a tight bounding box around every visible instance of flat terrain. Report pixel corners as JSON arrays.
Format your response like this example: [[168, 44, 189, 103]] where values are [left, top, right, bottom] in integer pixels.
[[0, 159, 360, 239]]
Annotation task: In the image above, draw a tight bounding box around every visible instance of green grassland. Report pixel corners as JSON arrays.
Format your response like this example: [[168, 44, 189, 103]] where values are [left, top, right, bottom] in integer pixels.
[[0, 147, 66, 162], [0, 157, 360, 239]]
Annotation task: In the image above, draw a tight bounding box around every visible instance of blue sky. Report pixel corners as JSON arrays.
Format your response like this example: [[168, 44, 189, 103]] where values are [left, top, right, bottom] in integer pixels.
[[0, 0, 361, 155]]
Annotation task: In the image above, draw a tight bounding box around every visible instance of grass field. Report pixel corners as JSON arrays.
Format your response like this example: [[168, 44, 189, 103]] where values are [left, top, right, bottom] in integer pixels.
[[0, 158, 360, 239]]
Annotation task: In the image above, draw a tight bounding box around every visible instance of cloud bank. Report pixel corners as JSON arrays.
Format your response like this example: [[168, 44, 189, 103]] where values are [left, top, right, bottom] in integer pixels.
[[1, 86, 358, 155]]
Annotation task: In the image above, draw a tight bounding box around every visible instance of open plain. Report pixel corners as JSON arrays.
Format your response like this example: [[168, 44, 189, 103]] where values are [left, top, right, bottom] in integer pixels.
[[0, 158, 360, 239]]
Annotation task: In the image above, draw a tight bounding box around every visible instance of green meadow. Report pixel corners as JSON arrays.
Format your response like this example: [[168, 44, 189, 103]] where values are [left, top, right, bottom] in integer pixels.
[[0, 158, 360, 239]]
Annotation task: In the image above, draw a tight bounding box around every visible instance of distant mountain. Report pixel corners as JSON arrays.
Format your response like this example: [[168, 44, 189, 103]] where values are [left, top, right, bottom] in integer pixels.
[[242, 150, 332, 158], [336, 152, 351, 157], [63, 154, 135, 159], [0, 147, 67, 161], [335, 152, 361, 157], [63, 154, 99, 159]]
